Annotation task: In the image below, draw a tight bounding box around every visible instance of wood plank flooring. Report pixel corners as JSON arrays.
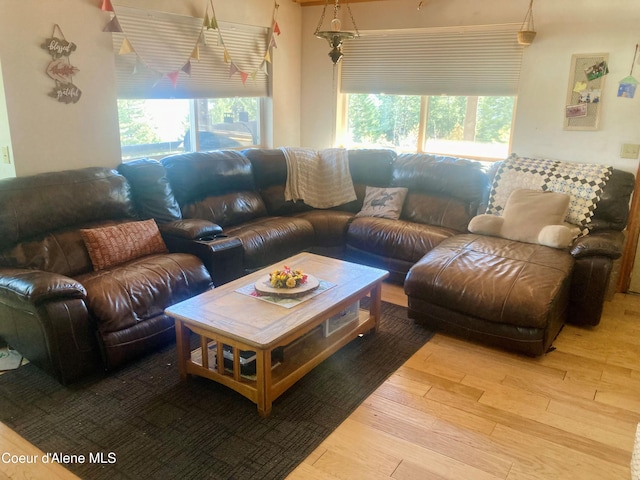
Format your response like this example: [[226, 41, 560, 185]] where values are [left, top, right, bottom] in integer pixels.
[[288, 286, 640, 480], [1, 284, 639, 479]]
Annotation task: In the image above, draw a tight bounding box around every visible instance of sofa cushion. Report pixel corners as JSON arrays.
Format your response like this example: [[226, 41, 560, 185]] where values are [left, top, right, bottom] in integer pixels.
[[224, 217, 315, 270], [81, 219, 168, 271], [162, 150, 257, 206], [0, 167, 135, 251], [405, 234, 574, 330], [181, 191, 268, 228], [391, 154, 492, 231], [347, 217, 458, 264], [356, 186, 408, 220], [117, 158, 182, 223], [295, 210, 355, 248], [78, 253, 211, 335]]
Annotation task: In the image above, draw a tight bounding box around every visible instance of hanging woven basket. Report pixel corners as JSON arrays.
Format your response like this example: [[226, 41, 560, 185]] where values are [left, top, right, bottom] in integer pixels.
[[517, 30, 536, 45], [518, 0, 536, 45]]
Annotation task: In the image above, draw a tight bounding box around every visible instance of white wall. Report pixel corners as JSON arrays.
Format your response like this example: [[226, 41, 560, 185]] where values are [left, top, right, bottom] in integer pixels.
[[0, 0, 301, 176], [301, 0, 640, 174], [1, 0, 637, 176], [0, 0, 121, 176], [0, 58, 16, 179]]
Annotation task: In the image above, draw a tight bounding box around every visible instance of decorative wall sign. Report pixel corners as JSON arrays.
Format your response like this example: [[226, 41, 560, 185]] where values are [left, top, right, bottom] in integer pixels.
[[564, 53, 608, 131], [42, 24, 82, 104]]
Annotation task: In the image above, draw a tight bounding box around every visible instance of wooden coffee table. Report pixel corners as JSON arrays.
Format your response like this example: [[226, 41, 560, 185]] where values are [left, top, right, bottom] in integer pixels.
[[165, 252, 389, 416]]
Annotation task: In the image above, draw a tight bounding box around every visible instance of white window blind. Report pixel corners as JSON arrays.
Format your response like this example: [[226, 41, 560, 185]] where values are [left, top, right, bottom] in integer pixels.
[[341, 24, 524, 96], [111, 6, 270, 99]]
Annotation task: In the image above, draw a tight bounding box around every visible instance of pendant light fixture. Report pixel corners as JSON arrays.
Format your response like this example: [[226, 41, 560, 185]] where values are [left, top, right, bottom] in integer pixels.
[[314, 0, 360, 64]]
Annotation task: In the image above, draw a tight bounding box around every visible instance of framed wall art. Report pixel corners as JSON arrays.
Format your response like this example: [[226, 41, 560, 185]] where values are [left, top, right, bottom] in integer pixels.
[[564, 52, 608, 131]]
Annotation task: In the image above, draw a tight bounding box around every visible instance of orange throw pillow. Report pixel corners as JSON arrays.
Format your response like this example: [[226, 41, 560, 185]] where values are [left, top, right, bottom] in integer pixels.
[[81, 219, 168, 271]]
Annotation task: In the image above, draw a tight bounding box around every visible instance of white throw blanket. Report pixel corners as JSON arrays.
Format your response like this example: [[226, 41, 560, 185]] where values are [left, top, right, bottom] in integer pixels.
[[280, 147, 357, 209]]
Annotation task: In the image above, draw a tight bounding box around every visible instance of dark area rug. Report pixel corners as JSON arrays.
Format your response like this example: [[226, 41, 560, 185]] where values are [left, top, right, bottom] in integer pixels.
[[0, 300, 433, 480]]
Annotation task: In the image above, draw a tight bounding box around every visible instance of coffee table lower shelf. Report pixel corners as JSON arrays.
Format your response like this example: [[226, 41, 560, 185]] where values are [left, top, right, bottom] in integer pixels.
[[176, 309, 375, 416]]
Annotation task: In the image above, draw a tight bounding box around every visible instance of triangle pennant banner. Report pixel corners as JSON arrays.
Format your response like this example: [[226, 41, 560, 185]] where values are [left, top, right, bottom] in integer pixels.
[[167, 71, 180, 88], [270, 36, 278, 49], [191, 45, 200, 61], [151, 72, 164, 88], [223, 49, 231, 64], [100, 0, 114, 12], [250, 71, 257, 82], [204, 12, 211, 29], [264, 51, 271, 64], [119, 37, 134, 55], [273, 22, 281, 36], [210, 16, 218, 30], [181, 61, 192, 76], [240, 71, 249, 84], [229, 63, 239, 77], [132, 57, 145, 75], [102, 16, 122, 33]]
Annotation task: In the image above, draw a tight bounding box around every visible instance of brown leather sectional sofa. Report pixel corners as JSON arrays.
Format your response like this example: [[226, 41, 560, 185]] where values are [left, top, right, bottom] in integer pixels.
[[147, 149, 634, 354], [0, 148, 634, 383]]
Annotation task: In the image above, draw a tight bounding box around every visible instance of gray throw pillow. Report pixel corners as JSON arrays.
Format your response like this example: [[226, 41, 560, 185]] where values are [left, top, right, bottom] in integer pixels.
[[356, 186, 409, 220]]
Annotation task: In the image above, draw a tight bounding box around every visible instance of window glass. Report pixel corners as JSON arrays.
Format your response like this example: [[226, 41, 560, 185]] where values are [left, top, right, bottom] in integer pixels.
[[425, 96, 515, 159], [345, 94, 421, 151], [189, 98, 261, 151], [118, 97, 261, 160], [344, 94, 515, 159]]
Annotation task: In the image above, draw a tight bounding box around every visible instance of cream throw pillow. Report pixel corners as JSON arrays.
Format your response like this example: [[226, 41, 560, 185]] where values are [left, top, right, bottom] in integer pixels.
[[468, 189, 578, 249]]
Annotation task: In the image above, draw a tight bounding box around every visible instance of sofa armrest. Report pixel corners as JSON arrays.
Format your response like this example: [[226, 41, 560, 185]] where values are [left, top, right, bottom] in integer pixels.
[[159, 219, 223, 241], [0, 268, 86, 309], [569, 230, 625, 259]]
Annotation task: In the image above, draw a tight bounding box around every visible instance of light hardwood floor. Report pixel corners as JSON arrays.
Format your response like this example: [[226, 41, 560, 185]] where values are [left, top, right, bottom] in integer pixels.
[[1, 284, 639, 479]]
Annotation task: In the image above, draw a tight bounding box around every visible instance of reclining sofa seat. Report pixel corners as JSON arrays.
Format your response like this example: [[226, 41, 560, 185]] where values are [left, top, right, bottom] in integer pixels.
[[345, 154, 492, 283], [161, 150, 316, 273], [243, 147, 398, 259], [0, 167, 212, 384]]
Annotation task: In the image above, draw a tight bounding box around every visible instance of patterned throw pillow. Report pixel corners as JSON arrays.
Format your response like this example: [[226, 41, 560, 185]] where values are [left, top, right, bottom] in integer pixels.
[[81, 219, 168, 271], [356, 186, 409, 220]]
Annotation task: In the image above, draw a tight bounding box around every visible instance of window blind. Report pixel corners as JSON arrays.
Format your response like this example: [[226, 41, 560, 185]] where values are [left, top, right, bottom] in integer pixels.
[[111, 6, 270, 99], [341, 24, 524, 97]]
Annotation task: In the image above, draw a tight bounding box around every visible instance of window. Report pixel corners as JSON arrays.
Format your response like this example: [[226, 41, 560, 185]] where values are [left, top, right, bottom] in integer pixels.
[[341, 24, 523, 159], [344, 94, 515, 159], [118, 97, 261, 160], [110, 7, 269, 160]]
